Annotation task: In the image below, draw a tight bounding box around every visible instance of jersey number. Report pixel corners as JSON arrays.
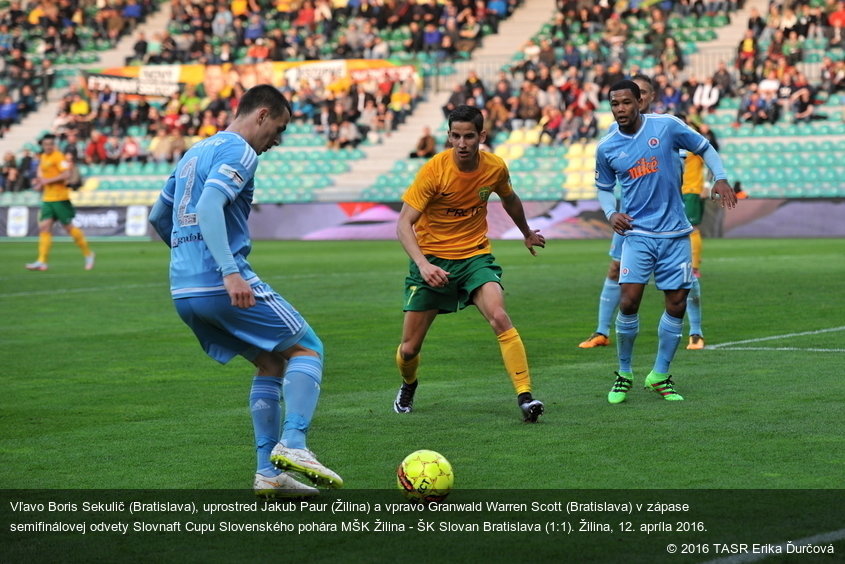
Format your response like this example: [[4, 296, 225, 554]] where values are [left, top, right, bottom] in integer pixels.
[[177, 157, 198, 227]]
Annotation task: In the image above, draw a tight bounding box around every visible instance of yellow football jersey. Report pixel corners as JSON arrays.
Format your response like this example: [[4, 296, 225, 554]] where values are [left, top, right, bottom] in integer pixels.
[[682, 153, 705, 195], [39, 150, 71, 203], [402, 150, 513, 260]]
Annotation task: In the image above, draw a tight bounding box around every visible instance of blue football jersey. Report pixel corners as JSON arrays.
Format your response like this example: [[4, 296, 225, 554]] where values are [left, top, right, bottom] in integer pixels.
[[160, 131, 260, 297], [596, 114, 709, 237]]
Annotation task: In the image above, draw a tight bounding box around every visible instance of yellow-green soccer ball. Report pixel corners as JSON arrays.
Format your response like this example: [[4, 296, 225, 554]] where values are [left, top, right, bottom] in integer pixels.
[[396, 450, 454, 503]]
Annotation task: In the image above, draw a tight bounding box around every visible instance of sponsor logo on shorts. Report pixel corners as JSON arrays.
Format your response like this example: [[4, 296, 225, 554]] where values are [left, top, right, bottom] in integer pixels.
[[621, 267, 630, 276]]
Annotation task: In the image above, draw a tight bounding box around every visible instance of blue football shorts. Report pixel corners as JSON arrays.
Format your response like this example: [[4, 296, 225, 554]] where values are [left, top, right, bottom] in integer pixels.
[[619, 235, 694, 291], [174, 281, 311, 363], [608, 232, 624, 261]]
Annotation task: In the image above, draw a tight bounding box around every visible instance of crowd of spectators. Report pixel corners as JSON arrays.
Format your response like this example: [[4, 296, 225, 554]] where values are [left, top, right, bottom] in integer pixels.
[[0, 0, 159, 136], [125, 0, 521, 68], [2, 0, 845, 194], [732, 0, 845, 126]]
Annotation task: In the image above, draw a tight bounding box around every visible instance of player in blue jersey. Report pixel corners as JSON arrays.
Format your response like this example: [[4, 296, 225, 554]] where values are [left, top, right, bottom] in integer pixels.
[[148, 84, 342, 496], [596, 80, 736, 404], [579, 74, 656, 349]]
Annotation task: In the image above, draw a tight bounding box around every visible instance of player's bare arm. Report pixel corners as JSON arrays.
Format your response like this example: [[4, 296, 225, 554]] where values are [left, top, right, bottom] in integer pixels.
[[609, 212, 634, 235], [500, 192, 545, 256], [223, 273, 256, 309], [710, 179, 737, 208], [396, 202, 450, 287]]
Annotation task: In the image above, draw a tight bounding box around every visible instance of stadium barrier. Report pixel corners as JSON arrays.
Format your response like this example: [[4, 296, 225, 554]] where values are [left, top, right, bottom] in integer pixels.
[[3, 198, 843, 240]]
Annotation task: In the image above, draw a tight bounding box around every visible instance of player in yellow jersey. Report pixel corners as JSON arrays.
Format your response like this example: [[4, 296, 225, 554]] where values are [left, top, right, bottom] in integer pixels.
[[393, 105, 547, 422], [25, 135, 95, 271], [681, 144, 706, 350]]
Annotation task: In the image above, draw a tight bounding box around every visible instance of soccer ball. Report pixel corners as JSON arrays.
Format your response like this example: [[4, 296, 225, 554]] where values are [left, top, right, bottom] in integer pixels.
[[396, 450, 454, 503]]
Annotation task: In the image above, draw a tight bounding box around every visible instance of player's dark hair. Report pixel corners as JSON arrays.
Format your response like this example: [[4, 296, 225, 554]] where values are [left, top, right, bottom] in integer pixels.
[[448, 105, 484, 133], [235, 84, 291, 119], [40, 133, 56, 144], [609, 79, 641, 100], [630, 74, 656, 94]]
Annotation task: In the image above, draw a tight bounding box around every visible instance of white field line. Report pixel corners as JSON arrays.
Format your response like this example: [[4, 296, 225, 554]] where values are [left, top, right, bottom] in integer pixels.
[[700, 528, 845, 564], [708, 326, 845, 349], [715, 347, 845, 353]]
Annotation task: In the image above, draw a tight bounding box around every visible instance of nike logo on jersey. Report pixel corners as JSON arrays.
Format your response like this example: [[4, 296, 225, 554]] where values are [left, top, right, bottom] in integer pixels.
[[440, 192, 456, 197]]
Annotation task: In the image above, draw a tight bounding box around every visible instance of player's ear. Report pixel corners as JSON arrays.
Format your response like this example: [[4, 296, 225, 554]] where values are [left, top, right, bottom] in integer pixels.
[[479, 129, 487, 144], [257, 107, 269, 126]]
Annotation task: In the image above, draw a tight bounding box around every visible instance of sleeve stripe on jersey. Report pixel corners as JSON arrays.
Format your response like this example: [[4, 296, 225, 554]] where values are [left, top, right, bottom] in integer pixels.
[[160, 191, 174, 204], [207, 178, 238, 201], [240, 144, 257, 170]]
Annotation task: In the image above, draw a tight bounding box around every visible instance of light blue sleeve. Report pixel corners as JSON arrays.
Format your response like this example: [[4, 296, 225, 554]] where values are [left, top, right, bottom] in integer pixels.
[[700, 144, 728, 181], [598, 189, 619, 220], [196, 187, 239, 276], [148, 173, 175, 246], [595, 143, 616, 192]]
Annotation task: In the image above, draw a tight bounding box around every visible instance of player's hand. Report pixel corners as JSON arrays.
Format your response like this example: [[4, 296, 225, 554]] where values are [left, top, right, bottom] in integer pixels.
[[524, 229, 545, 256], [223, 273, 255, 309], [419, 262, 450, 288], [609, 212, 633, 235], [711, 179, 737, 209]]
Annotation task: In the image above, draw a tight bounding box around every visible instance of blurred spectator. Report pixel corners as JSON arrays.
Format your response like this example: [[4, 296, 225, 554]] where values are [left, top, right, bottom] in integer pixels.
[[574, 108, 598, 143], [0, 151, 19, 192], [408, 126, 435, 158], [84, 130, 108, 164], [692, 76, 721, 113], [712, 61, 735, 98], [0, 95, 18, 137], [737, 87, 776, 126], [511, 81, 541, 130], [442, 82, 467, 119], [337, 119, 361, 149], [537, 106, 562, 145]]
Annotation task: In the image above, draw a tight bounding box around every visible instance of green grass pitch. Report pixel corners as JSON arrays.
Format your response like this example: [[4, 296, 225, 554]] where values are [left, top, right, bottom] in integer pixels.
[[2, 237, 844, 562], [1, 237, 843, 490]]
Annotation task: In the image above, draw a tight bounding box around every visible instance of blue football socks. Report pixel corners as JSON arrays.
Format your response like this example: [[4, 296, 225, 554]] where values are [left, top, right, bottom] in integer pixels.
[[249, 376, 282, 477], [597, 277, 621, 336], [280, 356, 323, 451], [655, 312, 684, 373], [687, 278, 702, 336], [615, 312, 639, 373]]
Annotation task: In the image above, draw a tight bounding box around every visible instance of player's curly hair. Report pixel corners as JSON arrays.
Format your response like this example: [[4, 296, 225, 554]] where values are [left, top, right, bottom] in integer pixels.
[[236, 84, 292, 119]]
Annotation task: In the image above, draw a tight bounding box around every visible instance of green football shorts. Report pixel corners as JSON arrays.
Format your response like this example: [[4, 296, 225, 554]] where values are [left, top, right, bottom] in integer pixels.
[[39, 200, 76, 224], [403, 253, 503, 313]]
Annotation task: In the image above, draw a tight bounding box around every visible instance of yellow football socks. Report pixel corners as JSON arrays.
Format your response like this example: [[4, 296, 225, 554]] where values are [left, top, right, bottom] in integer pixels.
[[68, 226, 91, 257], [690, 228, 702, 270], [497, 327, 531, 395], [37, 232, 52, 264], [396, 345, 419, 385]]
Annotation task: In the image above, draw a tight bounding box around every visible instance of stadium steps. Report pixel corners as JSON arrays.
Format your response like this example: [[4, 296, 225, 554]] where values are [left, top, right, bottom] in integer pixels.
[[325, 0, 557, 202]]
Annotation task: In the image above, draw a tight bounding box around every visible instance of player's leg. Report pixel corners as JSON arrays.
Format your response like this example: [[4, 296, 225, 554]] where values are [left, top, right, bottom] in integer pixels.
[[55, 202, 94, 268], [270, 328, 343, 488], [644, 238, 692, 401], [608, 236, 651, 403], [472, 279, 543, 422], [394, 309, 438, 413], [173, 294, 318, 496], [686, 277, 704, 349], [394, 258, 455, 414], [687, 228, 704, 348], [579, 233, 623, 348], [26, 208, 55, 269]]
